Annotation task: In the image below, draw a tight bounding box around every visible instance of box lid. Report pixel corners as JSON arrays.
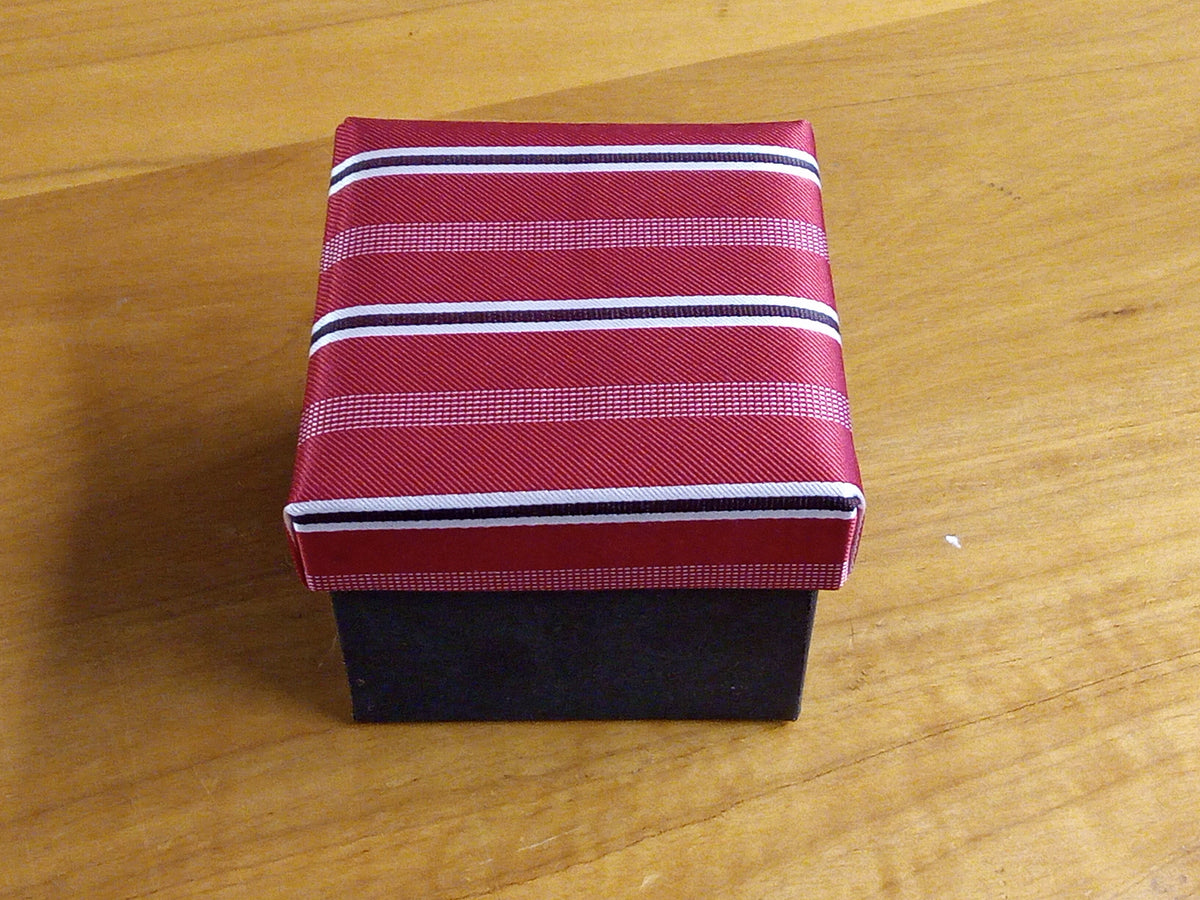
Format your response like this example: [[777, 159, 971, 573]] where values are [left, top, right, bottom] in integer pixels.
[[286, 118, 864, 592]]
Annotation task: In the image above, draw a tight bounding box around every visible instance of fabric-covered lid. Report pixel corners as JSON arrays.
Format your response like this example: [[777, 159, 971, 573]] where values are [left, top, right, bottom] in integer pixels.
[[286, 118, 864, 592]]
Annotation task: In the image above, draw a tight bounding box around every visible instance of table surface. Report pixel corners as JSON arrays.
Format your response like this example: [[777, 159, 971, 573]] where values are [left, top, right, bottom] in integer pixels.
[[3, 1, 1199, 897]]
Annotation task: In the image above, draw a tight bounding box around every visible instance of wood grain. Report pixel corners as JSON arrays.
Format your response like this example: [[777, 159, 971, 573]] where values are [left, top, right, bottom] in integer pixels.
[[2, 0, 1199, 897], [0, 0, 981, 199]]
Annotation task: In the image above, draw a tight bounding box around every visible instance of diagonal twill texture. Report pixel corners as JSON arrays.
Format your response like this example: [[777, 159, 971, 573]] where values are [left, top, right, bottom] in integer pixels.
[[286, 117, 864, 592]]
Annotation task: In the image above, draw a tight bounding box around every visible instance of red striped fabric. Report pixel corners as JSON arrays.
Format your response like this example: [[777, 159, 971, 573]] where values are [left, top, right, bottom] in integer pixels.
[[287, 118, 864, 592]]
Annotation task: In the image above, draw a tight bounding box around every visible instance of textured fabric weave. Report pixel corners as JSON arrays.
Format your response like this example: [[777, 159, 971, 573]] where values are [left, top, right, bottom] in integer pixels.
[[286, 118, 864, 592]]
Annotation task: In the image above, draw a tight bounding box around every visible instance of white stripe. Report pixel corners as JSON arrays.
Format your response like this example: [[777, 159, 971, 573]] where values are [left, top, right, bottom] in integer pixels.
[[330, 142, 819, 180], [309, 316, 840, 355], [286, 481, 864, 517], [289, 507, 857, 532], [311, 294, 838, 335], [330, 162, 820, 195]]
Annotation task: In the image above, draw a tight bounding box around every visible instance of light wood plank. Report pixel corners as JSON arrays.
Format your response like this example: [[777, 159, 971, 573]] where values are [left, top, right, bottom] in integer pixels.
[[0, 0, 988, 199]]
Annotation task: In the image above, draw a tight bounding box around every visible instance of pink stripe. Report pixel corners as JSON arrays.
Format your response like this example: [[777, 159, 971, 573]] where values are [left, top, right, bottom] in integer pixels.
[[298, 382, 851, 443], [306, 563, 848, 592], [321, 218, 829, 271]]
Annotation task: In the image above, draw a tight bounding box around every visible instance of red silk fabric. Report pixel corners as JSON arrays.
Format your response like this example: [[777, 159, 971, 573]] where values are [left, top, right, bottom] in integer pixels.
[[287, 118, 863, 591]]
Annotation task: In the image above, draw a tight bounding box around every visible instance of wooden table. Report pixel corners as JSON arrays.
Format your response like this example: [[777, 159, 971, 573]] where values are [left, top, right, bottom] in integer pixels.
[[3, 1, 1198, 896]]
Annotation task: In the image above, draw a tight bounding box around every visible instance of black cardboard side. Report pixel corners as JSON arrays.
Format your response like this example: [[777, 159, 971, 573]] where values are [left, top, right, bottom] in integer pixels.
[[331, 589, 817, 721]]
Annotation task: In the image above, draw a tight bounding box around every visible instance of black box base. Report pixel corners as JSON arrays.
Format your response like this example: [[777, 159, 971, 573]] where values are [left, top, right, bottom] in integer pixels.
[[331, 589, 817, 721]]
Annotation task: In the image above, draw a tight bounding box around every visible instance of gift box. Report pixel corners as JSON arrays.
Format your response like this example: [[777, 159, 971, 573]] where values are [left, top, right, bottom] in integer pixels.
[[285, 118, 863, 720]]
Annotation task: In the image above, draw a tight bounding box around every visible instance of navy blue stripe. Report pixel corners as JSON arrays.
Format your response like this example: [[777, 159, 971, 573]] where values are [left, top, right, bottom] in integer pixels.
[[292, 495, 858, 527], [331, 150, 820, 188], [311, 304, 839, 345]]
